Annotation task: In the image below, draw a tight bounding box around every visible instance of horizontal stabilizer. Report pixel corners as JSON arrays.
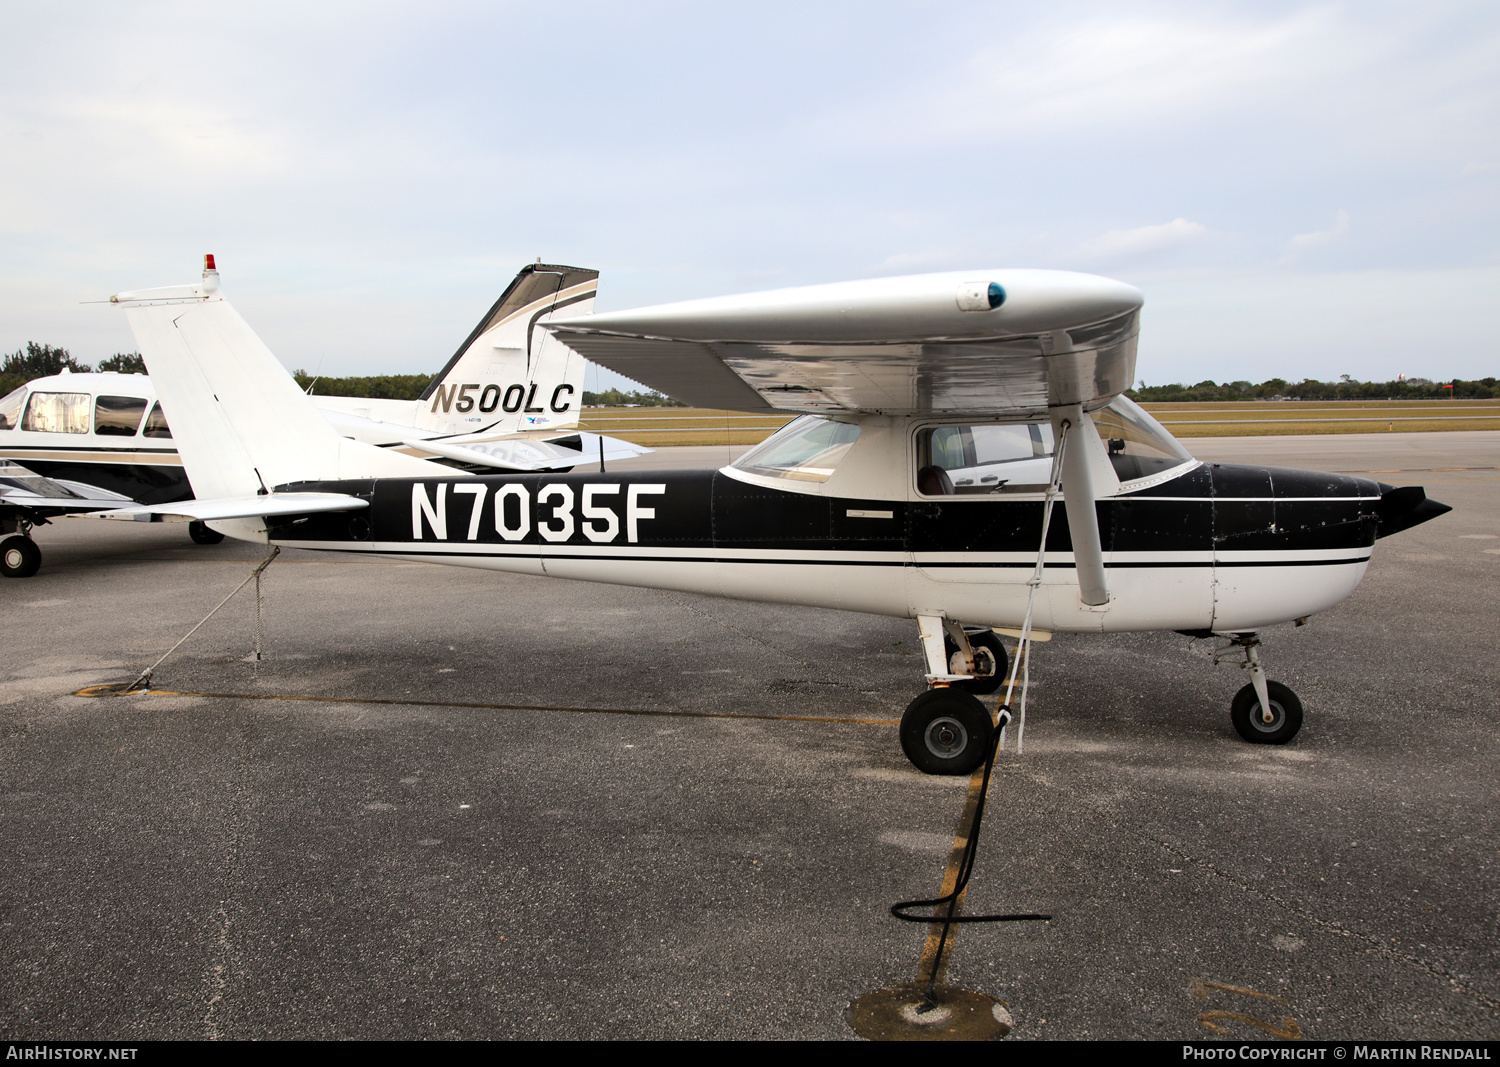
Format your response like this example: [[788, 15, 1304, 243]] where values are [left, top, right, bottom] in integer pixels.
[[402, 437, 586, 472], [403, 431, 652, 471], [98, 492, 369, 523]]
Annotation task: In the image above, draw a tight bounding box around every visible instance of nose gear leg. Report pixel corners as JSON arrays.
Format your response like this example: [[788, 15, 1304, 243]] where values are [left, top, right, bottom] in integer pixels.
[[1213, 633, 1305, 744]]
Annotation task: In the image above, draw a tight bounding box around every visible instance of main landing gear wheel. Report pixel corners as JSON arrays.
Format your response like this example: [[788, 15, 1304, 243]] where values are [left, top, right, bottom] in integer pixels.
[[900, 688, 994, 776], [1230, 681, 1304, 744], [189, 521, 225, 545], [1, 535, 41, 578], [946, 630, 1008, 696]]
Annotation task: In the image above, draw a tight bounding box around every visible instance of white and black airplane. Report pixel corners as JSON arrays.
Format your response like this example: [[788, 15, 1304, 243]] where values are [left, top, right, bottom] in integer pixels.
[[102, 264, 1448, 771], [0, 259, 649, 577]]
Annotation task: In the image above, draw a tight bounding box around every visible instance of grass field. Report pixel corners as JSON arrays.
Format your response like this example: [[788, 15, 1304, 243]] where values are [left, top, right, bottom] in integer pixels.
[[1140, 399, 1500, 437], [579, 400, 1500, 446]]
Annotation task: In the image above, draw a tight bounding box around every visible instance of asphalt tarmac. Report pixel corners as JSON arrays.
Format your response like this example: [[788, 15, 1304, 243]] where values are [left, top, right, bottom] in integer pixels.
[[2, 433, 1496, 1041]]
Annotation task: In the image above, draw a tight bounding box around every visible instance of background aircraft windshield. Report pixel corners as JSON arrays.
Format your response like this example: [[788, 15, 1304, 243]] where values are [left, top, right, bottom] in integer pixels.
[[0, 387, 24, 430]]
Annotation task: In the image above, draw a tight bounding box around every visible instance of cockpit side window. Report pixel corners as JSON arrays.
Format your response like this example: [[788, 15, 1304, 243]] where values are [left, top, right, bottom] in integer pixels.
[[0, 386, 24, 430], [917, 422, 1055, 495], [95, 395, 149, 437], [142, 401, 173, 439], [21, 391, 90, 434], [732, 415, 861, 483]]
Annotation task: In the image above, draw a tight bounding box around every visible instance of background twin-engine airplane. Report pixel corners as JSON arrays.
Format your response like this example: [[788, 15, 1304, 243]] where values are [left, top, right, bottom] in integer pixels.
[[0, 259, 650, 575], [96, 259, 1448, 774]]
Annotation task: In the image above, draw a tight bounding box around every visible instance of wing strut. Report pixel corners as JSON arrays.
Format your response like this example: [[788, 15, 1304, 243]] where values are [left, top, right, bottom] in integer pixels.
[[1051, 404, 1109, 607]]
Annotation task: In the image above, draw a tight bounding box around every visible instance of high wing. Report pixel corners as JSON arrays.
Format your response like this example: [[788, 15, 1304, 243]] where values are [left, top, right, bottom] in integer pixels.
[[546, 270, 1143, 416]]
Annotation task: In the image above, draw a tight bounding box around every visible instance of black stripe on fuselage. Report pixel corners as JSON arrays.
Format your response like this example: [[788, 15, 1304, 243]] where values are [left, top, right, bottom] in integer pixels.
[[273, 544, 1372, 570], [273, 461, 1381, 561]]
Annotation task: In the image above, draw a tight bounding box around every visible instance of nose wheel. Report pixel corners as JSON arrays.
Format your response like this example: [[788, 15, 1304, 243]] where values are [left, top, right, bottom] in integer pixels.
[[1215, 633, 1303, 744], [1230, 680, 1303, 744]]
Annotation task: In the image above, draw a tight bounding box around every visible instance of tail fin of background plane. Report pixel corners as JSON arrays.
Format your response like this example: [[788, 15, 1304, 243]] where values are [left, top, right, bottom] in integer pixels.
[[415, 263, 598, 435], [113, 260, 447, 515]]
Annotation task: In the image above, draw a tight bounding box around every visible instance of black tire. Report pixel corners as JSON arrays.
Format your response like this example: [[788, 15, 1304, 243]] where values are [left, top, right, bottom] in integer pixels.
[[189, 521, 225, 545], [900, 688, 994, 775], [946, 630, 1009, 696], [1230, 681, 1303, 744], [0, 535, 41, 578]]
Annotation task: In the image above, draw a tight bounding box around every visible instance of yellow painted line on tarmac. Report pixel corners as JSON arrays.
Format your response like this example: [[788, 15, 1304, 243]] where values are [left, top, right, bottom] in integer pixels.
[[72, 684, 900, 726], [916, 763, 988, 986], [915, 651, 1030, 986]]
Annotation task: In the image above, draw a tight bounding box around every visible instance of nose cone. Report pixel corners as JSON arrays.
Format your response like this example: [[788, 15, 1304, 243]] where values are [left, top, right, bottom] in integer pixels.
[[1375, 484, 1452, 539]]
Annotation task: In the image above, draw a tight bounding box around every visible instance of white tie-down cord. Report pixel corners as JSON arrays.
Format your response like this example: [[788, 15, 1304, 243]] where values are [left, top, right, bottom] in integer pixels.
[[126, 546, 281, 691], [997, 418, 1071, 755]]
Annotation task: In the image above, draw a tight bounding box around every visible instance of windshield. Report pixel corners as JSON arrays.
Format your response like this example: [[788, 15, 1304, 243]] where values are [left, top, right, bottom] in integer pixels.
[[0, 387, 24, 430], [1092, 395, 1193, 482], [732, 415, 861, 483]]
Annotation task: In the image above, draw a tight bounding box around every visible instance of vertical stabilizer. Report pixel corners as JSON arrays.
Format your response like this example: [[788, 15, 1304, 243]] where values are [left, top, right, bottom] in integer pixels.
[[113, 260, 448, 504], [415, 263, 598, 435]]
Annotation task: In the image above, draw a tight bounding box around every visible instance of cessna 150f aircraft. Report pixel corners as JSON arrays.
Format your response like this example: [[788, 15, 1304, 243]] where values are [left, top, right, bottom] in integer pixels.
[[0, 259, 648, 577], [101, 263, 1449, 771]]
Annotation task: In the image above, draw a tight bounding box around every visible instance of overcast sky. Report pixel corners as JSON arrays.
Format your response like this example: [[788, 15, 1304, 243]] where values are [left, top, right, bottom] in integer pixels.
[[2, 1, 1496, 389]]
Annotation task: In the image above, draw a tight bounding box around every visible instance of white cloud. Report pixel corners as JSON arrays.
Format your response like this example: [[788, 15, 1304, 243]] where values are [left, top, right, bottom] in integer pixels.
[[850, 7, 1352, 145], [1078, 218, 1212, 262], [1277, 210, 1350, 264]]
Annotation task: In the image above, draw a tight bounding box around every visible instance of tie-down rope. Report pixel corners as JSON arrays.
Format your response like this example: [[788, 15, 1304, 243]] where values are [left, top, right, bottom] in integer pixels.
[[127, 546, 280, 691], [889, 419, 1072, 1005]]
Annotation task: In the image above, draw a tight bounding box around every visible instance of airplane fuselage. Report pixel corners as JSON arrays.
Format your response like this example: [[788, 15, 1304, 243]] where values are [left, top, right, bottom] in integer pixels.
[[272, 459, 1381, 635]]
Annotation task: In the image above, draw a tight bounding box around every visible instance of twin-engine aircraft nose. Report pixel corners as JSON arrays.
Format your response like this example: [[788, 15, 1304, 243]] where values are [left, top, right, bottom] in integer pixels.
[[1375, 484, 1452, 539]]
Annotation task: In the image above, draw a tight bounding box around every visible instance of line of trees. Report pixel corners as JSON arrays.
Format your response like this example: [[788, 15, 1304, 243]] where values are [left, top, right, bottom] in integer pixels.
[[290, 371, 434, 401], [1, 343, 145, 395], [6, 341, 1493, 405], [580, 388, 684, 407], [1, 343, 687, 407], [1129, 377, 1499, 401]]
